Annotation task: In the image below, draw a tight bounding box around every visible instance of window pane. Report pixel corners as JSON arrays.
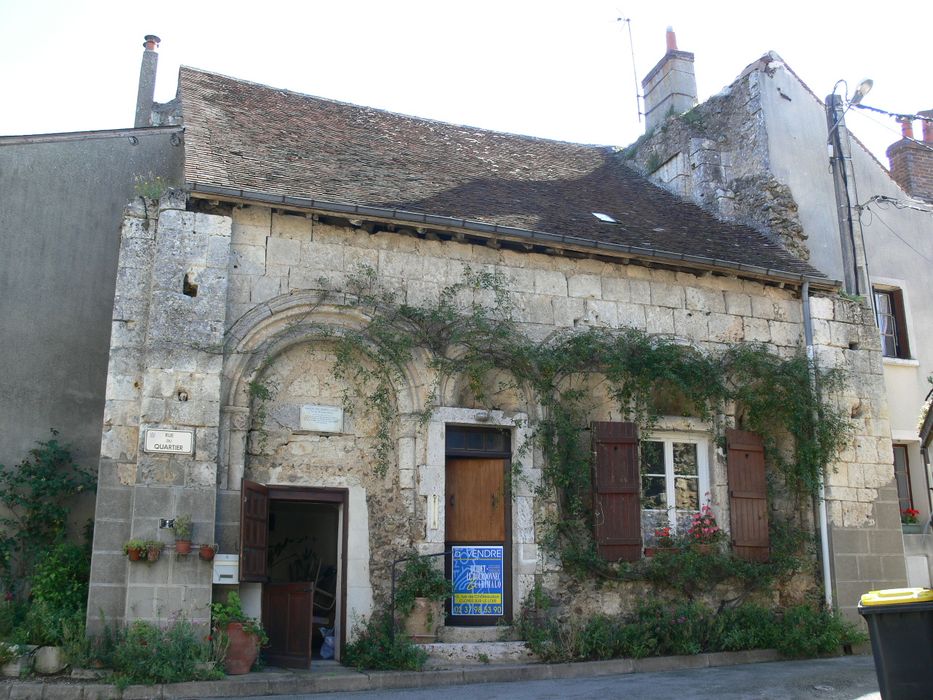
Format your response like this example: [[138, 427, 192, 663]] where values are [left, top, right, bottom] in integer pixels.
[[642, 475, 667, 510], [893, 445, 912, 511], [641, 441, 664, 475], [673, 442, 698, 476], [674, 477, 699, 510]]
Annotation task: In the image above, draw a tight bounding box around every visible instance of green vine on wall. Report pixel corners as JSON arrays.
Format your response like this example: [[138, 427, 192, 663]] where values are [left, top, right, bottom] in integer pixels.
[[261, 266, 851, 576]]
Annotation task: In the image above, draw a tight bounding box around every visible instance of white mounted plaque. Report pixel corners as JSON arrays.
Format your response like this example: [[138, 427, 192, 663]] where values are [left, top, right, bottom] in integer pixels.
[[144, 429, 194, 455], [300, 404, 344, 433]]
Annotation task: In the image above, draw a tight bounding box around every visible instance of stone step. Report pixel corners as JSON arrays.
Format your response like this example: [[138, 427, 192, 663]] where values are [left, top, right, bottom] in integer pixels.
[[420, 641, 537, 667]]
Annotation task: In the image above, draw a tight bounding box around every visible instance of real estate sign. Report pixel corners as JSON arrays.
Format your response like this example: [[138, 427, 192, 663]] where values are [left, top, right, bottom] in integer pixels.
[[451, 545, 503, 616]]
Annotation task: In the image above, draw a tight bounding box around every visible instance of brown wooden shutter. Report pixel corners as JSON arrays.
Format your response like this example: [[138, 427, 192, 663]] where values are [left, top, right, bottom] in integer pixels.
[[726, 429, 769, 562], [591, 421, 641, 562], [240, 479, 269, 582]]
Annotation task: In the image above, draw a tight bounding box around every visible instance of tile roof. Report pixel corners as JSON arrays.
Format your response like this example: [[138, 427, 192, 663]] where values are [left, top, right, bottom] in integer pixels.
[[179, 66, 826, 280]]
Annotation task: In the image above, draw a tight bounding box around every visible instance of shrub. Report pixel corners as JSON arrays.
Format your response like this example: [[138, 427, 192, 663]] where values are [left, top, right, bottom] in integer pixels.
[[343, 612, 428, 670], [111, 619, 221, 687], [31, 541, 91, 615], [774, 605, 866, 658], [0, 432, 95, 588]]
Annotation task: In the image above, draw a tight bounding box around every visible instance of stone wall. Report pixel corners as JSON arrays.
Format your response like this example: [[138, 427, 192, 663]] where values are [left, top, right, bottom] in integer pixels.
[[90, 196, 904, 633], [87, 192, 230, 632], [624, 64, 810, 261]]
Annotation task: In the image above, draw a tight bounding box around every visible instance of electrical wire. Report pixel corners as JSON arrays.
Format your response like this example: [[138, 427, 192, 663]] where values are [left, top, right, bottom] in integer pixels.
[[859, 204, 933, 263], [853, 104, 933, 123]]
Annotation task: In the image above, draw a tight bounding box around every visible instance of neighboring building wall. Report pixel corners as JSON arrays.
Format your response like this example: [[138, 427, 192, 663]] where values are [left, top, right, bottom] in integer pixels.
[[0, 128, 183, 476], [89, 195, 905, 632]]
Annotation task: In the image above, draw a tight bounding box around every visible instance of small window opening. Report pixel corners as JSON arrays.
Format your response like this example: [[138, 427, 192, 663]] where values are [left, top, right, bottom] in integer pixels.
[[183, 273, 199, 298]]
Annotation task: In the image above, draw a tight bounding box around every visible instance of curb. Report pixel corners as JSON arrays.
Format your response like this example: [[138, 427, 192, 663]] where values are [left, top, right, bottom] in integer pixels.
[[0, 649, 788, 699]]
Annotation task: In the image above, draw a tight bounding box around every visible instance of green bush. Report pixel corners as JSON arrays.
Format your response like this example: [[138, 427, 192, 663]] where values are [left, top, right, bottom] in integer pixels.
[[32, 541, 91, 614], [516, 601, 862, 663], [111, 619, 220, 687], [343, 612, 428, 671], [0, 432, 95, 588], [774, 605, 866, 658]]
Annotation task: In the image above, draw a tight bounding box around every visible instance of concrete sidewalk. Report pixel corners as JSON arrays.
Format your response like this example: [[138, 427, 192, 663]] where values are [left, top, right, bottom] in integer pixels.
[[0, 650, 879, 700]]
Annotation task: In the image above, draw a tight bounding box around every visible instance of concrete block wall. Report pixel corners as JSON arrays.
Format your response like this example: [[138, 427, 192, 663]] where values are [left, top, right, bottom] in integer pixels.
[[87, 193, 231, 632]]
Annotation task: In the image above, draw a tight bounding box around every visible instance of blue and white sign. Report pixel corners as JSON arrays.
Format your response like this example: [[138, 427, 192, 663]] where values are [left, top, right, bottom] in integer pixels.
[[451, 545, 504, 616]]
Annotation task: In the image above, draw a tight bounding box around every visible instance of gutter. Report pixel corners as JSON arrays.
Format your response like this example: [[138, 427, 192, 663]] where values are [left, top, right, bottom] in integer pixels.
[[186, 181, 841, 291], [802, 281, 834, 610]]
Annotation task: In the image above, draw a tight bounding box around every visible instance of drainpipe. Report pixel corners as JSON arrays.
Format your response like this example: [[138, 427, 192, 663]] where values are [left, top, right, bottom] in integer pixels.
[[802, 281, 834, 609]]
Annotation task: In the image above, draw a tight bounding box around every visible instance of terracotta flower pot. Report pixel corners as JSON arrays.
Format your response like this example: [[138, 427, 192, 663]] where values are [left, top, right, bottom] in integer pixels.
[[223, 622, 259, 675], [692, 543, 713, 555], [199, 545, 216, 561], [147, 545, 162, 562], [127, 547, 143, 562], [403, 597, 443, 643], [175, 539, 192, 555]]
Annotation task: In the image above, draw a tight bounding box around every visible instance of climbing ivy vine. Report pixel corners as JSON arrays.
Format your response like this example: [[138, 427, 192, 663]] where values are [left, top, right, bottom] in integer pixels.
[[254, 265, 851, 577]]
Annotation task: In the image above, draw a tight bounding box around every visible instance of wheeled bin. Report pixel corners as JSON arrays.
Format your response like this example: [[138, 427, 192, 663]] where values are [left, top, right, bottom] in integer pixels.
[[858, 587, 933, 700]]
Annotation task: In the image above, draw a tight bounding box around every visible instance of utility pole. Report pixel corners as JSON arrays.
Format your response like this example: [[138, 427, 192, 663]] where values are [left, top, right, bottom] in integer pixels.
[[825, 92, 872, 303]]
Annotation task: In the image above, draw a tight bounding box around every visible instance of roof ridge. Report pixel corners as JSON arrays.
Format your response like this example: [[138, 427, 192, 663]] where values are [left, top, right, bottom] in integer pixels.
[[178, 65, 611, 149]]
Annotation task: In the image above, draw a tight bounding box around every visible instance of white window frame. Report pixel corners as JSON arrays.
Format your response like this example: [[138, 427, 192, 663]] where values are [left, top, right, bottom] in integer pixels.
[[641, 432, 711, 534]]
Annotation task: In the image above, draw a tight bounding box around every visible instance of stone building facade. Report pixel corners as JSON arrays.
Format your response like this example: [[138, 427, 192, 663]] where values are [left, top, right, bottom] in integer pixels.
[[625, 41, 933, 589], [85, 63, 907, 661]]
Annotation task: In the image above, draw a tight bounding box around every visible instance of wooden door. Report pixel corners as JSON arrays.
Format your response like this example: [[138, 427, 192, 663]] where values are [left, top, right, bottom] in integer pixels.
[[262, 583, 315, 668], [446, 458, 506, 542], [240, 479, 269, 581]]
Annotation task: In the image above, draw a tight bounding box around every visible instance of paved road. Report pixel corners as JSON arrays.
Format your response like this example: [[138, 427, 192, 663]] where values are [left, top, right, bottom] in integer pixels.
[[233, 656, 881, 699]]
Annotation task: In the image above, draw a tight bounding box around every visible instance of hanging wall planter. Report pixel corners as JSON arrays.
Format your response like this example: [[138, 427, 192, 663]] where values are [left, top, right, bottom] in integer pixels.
[[199, 544, 217, 561], [123, 539, 146, 562], [146, 541, 164, 562], [173, 514, 193, 554]]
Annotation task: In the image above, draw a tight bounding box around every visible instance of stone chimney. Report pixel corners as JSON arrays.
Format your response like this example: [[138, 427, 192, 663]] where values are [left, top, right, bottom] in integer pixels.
[[134, 35, 161, 128], [641, 27, 697, 132], [886, 109, 933, 202]]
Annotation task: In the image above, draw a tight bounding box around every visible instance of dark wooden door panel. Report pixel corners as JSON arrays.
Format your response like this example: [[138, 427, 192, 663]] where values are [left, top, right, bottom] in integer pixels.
[[240, 479, 269, 582], [263, 582, 314, 668], [446, 458, 506, 542]]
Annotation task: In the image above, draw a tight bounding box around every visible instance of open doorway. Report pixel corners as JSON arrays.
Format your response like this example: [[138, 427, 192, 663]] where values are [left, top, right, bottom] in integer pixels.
[[240, 481, 347, 668]]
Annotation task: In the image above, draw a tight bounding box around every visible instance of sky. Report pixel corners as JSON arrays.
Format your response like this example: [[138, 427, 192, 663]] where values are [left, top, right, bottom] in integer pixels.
[[0, 1, 930, 165]]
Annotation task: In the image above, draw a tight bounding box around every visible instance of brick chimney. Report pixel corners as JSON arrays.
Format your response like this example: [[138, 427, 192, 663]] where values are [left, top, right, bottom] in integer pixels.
[[134, 35, 161, 128], [641, 27, 697, 132], [886, 109, 933, 202]]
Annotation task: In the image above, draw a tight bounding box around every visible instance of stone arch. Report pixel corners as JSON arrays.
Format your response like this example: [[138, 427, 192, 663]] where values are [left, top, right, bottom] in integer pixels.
[[219, 292, 430, 488]]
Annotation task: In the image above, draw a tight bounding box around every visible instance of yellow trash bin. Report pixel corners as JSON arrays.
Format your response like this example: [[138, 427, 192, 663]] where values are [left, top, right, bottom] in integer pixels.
[[858, 587, 933, 700]]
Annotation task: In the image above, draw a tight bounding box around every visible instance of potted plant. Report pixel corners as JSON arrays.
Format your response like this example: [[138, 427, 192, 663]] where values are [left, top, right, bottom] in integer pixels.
[[210, 591, 268, 675], [172, 514, 193, 555], [687, 505, 724, 554], [902, 508, 923, 534], [396, 556, 451, 643], [650, 526, 679, 556], [123, 539, 146, 562], [145, 540, 164, 562], [199, 543, 217, 561]]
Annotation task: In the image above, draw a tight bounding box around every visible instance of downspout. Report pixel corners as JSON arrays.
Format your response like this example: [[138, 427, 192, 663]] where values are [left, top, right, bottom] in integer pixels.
[[802, 281, 834, 609]]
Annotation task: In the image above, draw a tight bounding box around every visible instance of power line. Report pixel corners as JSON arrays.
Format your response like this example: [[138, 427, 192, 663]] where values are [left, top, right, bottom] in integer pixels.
[[859, 204, 933, 263], [854, 103, 933, 123]]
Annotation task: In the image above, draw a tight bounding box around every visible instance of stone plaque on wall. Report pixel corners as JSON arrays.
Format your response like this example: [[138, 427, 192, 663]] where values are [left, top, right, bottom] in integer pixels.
[[144, 429, 194, 454], [300, 404, 344, 433]]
